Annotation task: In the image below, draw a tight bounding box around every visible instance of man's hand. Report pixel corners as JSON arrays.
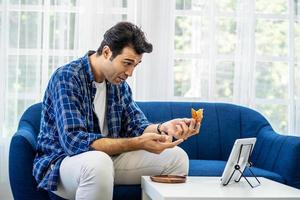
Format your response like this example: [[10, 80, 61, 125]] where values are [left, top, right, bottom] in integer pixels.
[[137, 132, 183, 154], [160, 118, 201, 140]]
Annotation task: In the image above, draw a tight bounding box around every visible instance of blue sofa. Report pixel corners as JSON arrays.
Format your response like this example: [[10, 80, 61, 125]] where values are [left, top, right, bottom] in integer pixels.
[[9, 102, 300, 200]]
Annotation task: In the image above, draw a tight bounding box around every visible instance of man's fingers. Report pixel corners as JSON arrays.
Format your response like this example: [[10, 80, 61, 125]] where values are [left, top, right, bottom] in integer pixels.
[[164, 134, 173, 142], [188, 119, 196, 132], [159, 138, 183, 149], [158, 135, 167, 142], [171, 139, 184, 147], [177, 122, 188, 140], [189, 122, 201, 137], [183, 118, 191, 124], [148, 132, 167, 141], [175, 124, 183, 136], [194, 122, 201, 133], [165, 139, 183, 148], [180, 121, 189, 132]]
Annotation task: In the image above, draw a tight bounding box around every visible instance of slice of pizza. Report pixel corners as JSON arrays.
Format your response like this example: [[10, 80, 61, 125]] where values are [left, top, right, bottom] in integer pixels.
[[191, 108, 204, 123]]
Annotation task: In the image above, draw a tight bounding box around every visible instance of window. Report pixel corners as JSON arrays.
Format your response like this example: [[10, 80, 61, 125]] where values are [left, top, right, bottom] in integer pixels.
[[0, 0, 299, 137], [173, 0, 300, 135], [174, 0, 237, 102], [2, 0, 79, 137], [0, 0, 130, 137]]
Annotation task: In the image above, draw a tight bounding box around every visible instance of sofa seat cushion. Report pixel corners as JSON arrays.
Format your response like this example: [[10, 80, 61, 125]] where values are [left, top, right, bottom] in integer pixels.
[[189, 160, 285, 184]]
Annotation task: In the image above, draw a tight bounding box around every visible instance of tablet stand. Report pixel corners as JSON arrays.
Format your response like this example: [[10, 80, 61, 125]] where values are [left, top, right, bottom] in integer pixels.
[[223, 143, 261, 188]]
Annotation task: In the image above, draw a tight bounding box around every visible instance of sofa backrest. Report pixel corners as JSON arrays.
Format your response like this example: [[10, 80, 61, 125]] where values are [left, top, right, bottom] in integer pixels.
[[15, 101, 271, 160], [14, 101, 271, 160], [136, 101, 270, 160]]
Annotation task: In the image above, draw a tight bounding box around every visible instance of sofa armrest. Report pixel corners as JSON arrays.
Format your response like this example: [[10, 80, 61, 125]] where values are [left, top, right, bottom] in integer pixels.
[[17, 126, 38, 149], [251, 126, 300, 189], [9, 131, 49, 200]]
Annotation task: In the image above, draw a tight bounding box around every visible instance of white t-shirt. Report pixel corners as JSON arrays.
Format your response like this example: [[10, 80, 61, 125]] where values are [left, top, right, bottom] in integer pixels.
[[93, 80, 108, 136]]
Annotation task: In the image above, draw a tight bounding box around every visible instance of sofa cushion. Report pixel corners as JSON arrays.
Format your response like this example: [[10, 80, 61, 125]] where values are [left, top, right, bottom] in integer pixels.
[[189, 160, 285, 184]]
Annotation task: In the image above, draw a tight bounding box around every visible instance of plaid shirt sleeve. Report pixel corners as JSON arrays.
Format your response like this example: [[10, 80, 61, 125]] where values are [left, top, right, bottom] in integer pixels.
[[52, 72, 102, 156], [121, 82, 151, 137]]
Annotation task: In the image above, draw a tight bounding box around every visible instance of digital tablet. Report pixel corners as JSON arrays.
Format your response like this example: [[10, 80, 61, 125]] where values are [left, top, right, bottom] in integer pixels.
[[221, 138, 256, 186]]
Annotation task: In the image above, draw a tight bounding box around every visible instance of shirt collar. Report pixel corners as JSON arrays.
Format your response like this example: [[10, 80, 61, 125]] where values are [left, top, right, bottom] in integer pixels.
[[82, 50, 96, 83]]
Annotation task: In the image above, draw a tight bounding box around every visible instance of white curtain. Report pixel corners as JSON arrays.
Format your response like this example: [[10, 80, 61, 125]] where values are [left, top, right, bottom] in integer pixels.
[[132, 0, 175, 100], [0, 0, 127, 198], [0, 0, 299, 199], [233, 0, 255, 105]]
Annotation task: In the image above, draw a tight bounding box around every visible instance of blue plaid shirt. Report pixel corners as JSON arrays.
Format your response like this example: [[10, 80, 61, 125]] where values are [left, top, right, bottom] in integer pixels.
[[33, 51, 150, 191]]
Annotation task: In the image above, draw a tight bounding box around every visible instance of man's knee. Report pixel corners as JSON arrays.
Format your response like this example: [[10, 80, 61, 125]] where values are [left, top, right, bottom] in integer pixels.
[[80, 151, 114, 182], [176, 146, 189, 160], [167, 146, 189, 174], [71, 151, 114, 200]]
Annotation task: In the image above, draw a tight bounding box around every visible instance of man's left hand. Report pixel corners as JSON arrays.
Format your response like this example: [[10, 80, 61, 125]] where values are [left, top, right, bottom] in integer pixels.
[[160, 118, 201, 140]]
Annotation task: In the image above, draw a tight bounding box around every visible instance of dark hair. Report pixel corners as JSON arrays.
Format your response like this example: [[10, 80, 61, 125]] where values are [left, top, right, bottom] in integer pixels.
[[97, 22, 153, 59]]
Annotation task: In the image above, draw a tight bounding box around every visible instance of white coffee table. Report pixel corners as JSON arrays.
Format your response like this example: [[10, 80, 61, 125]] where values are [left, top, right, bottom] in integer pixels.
[[141, 176, 300, 200]]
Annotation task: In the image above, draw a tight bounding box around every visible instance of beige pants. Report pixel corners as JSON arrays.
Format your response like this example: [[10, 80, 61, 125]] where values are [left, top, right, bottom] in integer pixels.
[[53, 146, 189, 200]]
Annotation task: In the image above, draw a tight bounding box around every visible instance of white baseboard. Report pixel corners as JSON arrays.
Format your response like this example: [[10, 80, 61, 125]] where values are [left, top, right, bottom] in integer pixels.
[[0, 182, 13, 200], [0, 138, 10, 183], [0, 138, 13, 199]]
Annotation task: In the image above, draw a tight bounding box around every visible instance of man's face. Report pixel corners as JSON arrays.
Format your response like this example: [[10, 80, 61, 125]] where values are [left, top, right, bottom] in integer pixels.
[[102, 46, 142, 85]]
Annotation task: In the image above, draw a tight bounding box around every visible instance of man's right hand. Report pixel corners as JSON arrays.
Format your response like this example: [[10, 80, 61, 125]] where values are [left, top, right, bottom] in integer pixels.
[[136, 132, 183, 154]]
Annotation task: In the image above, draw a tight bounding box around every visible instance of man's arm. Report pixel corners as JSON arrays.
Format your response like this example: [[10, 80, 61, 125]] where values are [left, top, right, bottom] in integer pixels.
[[143, 119, 201, 140], [143, 124, 161, 134], [90, 137, 138, 155], [52, 72, 103, 156], [97, 120, 199, 156], [90, 133, 183, 156]]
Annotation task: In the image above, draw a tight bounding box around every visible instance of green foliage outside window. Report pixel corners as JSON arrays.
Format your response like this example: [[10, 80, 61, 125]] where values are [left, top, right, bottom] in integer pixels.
[[175, 16, 192, 53], [255, 20, 288, 57], [255, 104, 288, 133], [174, 0, 297, 134], [255, 62, 288, 100]]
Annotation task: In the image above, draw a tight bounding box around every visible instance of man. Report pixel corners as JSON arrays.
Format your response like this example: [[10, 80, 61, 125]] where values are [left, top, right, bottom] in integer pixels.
[[33, 22, 201, 200]]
